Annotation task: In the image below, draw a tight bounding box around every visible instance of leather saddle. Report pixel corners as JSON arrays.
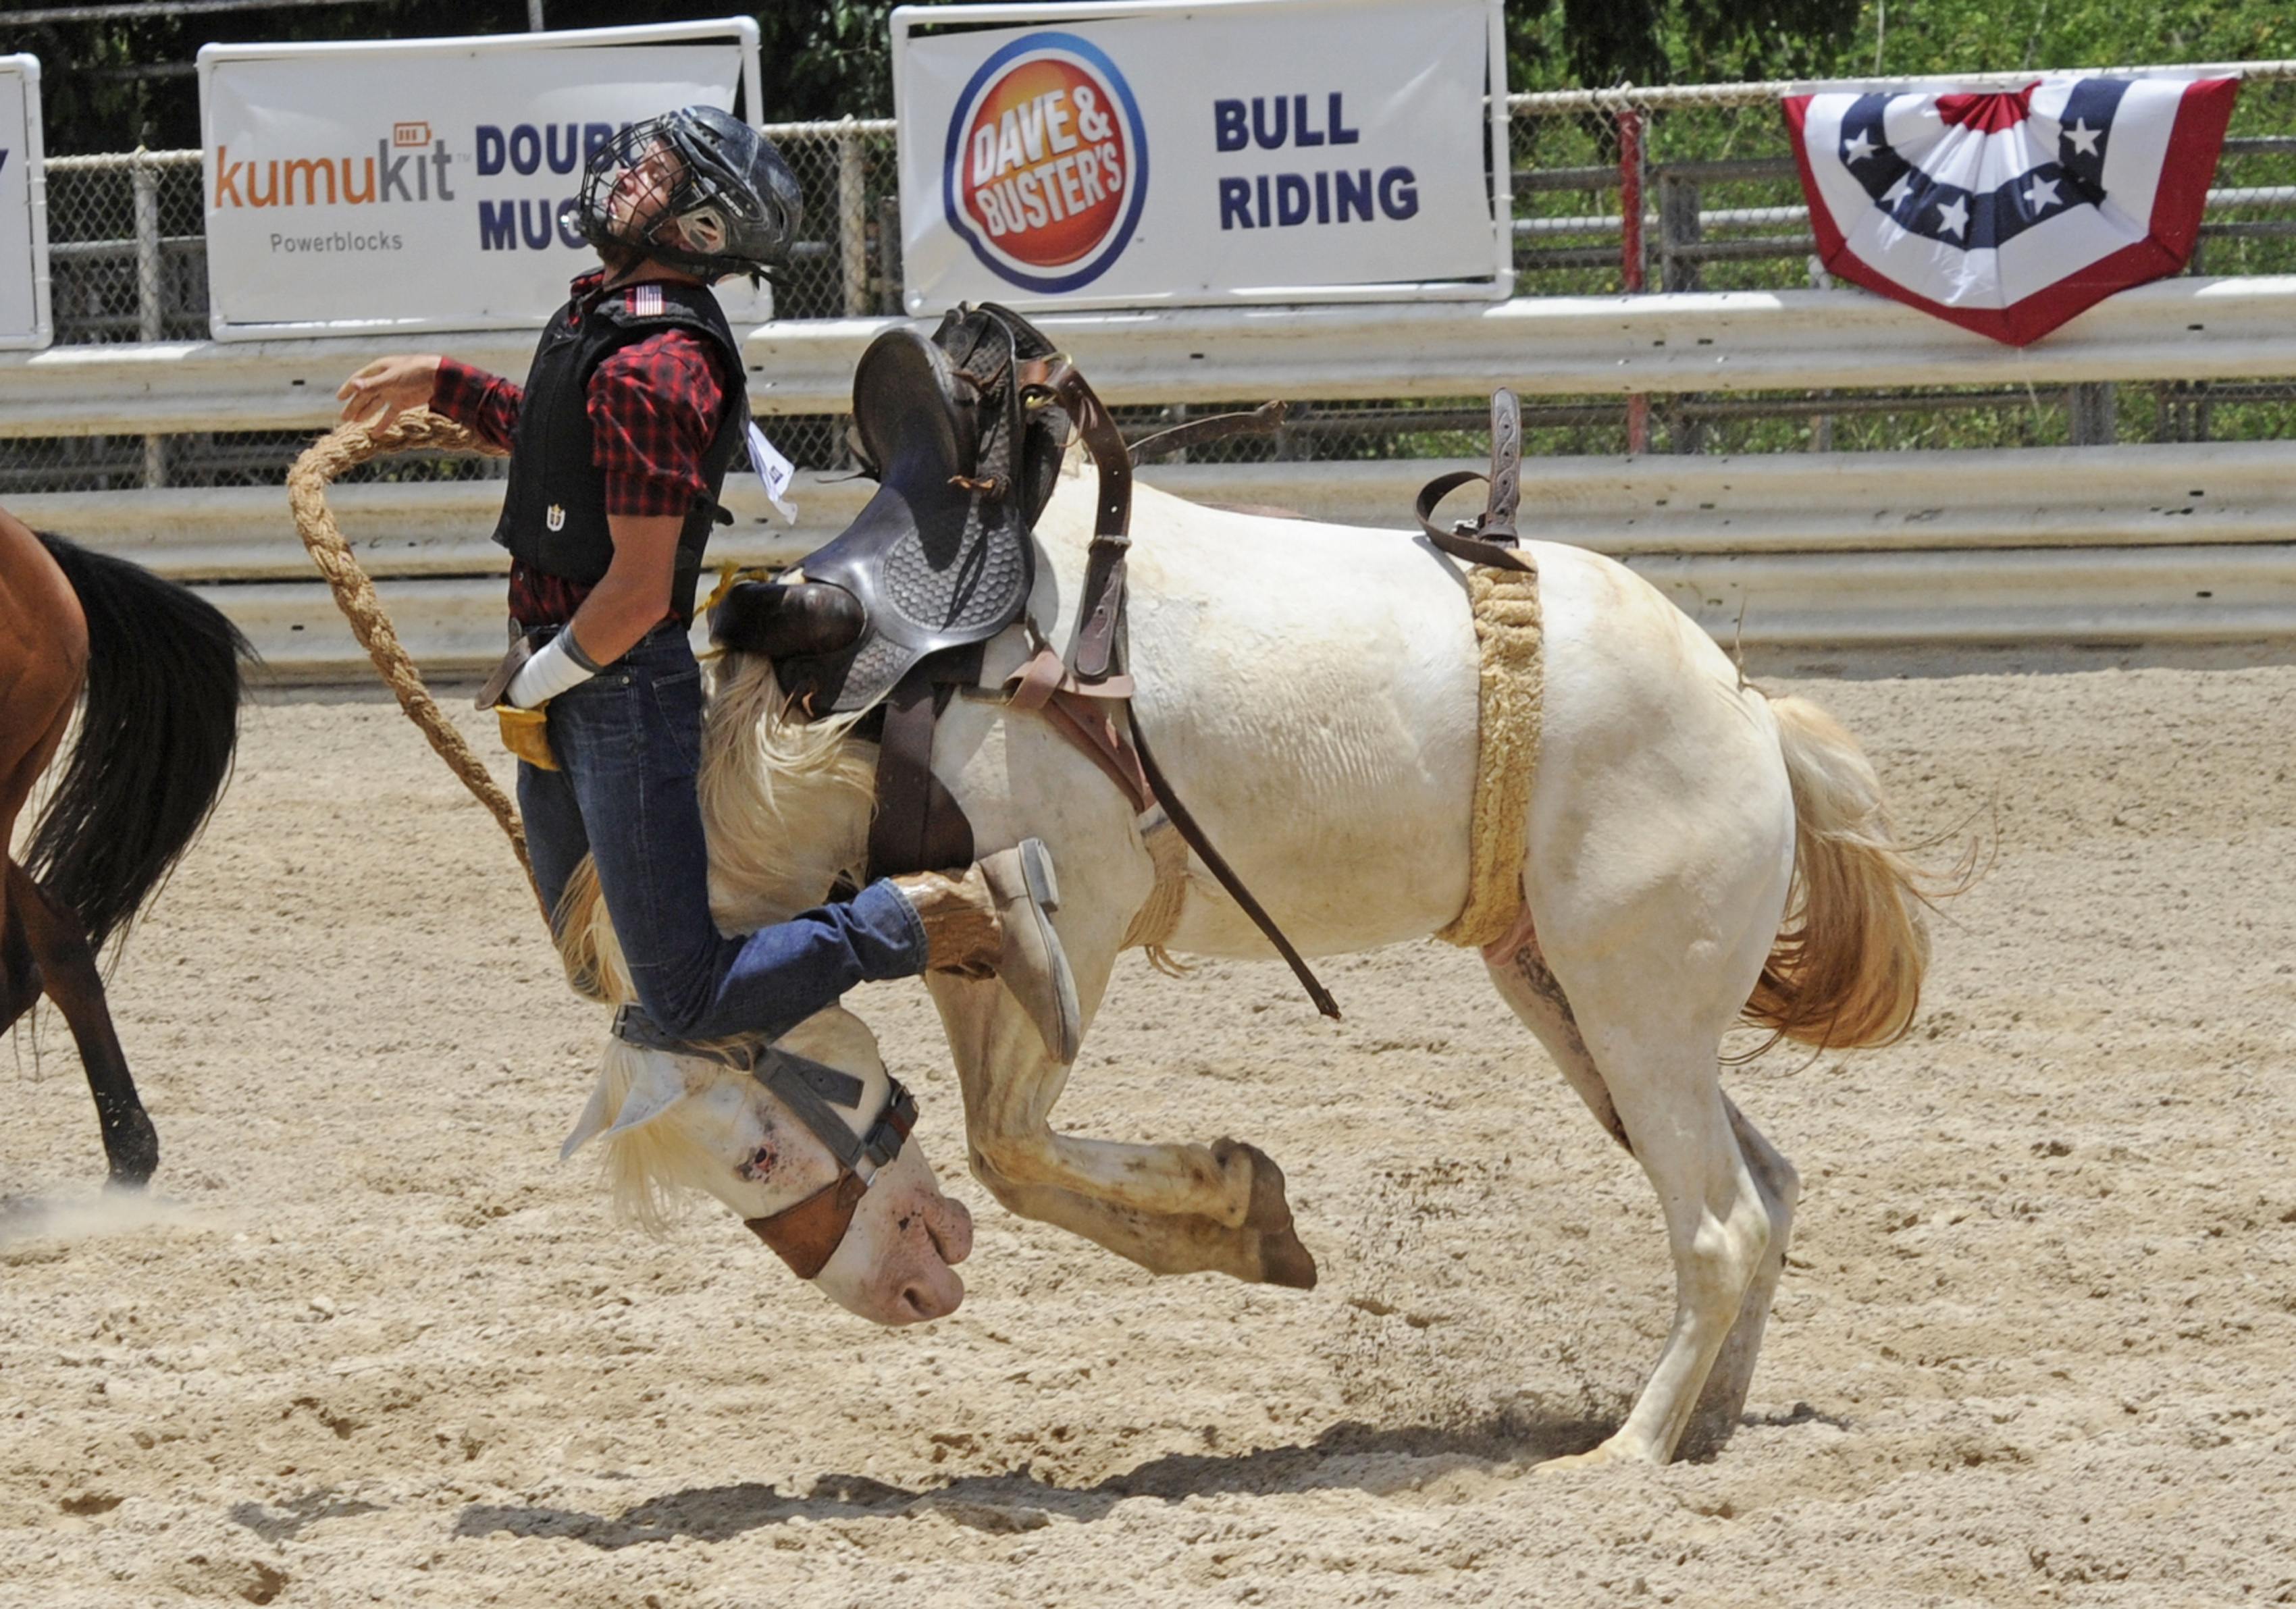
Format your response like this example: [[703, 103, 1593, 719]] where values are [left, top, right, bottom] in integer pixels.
[[712, 302, 1071, 716], [704, 305, 1347, 1024]]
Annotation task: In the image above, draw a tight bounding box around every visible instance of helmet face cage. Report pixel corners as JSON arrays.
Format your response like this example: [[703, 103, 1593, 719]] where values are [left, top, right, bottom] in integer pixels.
[[572, 108, 802, 279]]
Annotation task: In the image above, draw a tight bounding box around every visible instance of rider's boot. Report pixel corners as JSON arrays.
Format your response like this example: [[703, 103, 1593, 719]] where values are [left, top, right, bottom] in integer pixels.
[[897, 838, 1081, 1065]]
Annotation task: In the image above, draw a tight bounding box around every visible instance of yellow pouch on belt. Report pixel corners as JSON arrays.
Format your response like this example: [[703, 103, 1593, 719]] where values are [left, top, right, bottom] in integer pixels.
[[496, 704, 558, 770]]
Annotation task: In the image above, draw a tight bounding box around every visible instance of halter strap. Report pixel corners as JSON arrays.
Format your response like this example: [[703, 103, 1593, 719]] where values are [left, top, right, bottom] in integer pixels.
[[740, 1063, 917, 1278], [608, 1009, 920, 1277]]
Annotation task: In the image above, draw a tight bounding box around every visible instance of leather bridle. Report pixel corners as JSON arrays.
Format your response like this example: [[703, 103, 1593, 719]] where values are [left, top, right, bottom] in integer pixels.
[[611, 1009, 917, 1280], [741, 1049, 917, 1278]]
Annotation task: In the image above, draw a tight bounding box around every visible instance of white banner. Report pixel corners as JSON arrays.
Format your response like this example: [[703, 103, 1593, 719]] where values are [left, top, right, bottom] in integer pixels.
[[0, 56, 50, 351], [197, 21, 765, 340], [892, 0, 1509, 313]]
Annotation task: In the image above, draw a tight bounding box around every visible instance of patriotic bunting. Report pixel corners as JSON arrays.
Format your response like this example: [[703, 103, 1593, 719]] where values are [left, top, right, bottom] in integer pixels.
[[1783, 75, 2240, 345]]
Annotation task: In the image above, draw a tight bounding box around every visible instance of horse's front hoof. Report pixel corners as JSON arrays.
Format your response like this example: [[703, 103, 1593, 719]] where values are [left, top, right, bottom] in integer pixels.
[[104, 1118, 159, 1190], [1255, 1223, 1319, 1289], [1213, 1138, 1294, 1231], [1213, 1138, 1317, 1288]]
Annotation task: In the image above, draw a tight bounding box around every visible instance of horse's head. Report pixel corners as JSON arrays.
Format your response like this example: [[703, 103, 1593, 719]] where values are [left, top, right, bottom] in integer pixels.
[[561, 1007, 971, 1324]]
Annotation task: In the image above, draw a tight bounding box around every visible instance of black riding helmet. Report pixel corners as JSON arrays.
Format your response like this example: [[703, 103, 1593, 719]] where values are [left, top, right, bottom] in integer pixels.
[[571, 105, 804, 280]]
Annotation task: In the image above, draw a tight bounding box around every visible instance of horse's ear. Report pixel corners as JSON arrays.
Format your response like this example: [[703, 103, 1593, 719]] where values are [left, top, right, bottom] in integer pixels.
[[559, 1071, 619, 1160], [561, 1049, 692, 1158]]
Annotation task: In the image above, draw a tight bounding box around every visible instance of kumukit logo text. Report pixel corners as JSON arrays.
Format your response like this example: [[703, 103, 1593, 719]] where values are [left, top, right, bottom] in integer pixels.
[[211, 118, 645, 252]]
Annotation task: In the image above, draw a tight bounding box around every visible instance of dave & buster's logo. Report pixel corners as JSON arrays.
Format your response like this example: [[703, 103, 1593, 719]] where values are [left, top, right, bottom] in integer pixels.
[[943, 31, 1147, 292]]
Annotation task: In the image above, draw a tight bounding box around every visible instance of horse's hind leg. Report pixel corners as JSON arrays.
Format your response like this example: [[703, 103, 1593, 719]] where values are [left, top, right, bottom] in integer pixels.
[[1678, 1095, 1800, 1457], [1484, 895, 1794, 1467], [1549, 1004, 1777, 1467], [7, 863, 157, 1186], [1483, 912, 1628, 1154]]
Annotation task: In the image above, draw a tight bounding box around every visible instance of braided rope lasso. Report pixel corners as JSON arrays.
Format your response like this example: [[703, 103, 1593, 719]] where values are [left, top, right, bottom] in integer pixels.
[[286, 408, 543, 914]]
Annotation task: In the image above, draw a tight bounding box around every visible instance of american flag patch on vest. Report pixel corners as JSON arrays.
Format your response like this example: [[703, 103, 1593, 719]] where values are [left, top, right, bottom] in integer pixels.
[[630, 284, 664, 317]]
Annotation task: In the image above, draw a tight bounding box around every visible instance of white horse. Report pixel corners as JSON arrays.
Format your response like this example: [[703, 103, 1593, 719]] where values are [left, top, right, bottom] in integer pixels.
[[557, 448, 1934, 1467]]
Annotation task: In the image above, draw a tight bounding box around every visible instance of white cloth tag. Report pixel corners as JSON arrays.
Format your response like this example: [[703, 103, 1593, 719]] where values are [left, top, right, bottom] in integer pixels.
[[746, 421, 800, 525]]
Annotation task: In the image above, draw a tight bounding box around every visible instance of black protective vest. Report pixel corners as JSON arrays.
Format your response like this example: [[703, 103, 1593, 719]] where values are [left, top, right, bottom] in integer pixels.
[[492, 280, 749, 622]]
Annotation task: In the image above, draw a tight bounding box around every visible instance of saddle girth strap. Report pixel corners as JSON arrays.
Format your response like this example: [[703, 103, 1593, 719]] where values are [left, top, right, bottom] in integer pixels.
[[866, 659, 979, 880], [1415, 389, 1530, 574], [1018, 356, 1132, 683]]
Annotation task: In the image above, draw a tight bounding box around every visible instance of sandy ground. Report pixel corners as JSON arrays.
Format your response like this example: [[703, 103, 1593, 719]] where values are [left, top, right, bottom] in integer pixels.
[[3, 653, 2294, 1609]]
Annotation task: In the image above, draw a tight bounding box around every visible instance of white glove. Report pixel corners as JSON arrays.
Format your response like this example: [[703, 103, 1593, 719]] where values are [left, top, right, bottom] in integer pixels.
[[505, 629, 602, 708]]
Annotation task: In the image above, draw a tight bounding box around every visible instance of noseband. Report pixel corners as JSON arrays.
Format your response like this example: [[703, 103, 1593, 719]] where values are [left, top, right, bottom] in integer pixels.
[[743, 1052, 918, 1278], [611, 1010, 917, 1279]]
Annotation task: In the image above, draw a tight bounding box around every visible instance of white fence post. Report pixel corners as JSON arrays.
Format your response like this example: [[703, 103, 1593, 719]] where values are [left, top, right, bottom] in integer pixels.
[[837, 119, 868, 319], [132, 151, 165, 487], [876, 192, 902, 315]]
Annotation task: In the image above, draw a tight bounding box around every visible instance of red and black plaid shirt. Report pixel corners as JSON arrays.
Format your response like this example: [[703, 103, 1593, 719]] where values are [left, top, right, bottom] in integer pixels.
[[431, 268, 732, 627]]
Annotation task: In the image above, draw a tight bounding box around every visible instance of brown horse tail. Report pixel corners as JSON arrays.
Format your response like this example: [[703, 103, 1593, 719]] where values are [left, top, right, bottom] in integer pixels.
[[1742, 694, 1933, 1050], [25, 533, 253, 955]]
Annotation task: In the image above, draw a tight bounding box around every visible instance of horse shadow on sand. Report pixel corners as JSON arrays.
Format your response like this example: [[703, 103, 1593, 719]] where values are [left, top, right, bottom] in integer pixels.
[[454, 1410, 1636, 1548]]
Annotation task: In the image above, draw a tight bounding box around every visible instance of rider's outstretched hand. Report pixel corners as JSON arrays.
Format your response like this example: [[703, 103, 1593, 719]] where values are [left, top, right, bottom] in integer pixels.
[[336, 353, 444, 433]]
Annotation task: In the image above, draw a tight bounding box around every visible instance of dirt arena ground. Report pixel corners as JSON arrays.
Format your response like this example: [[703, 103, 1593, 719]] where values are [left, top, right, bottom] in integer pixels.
[[3, 652, 2294, 1608]]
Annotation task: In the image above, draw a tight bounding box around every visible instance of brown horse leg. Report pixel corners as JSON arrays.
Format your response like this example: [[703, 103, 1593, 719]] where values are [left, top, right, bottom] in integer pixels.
[[0, 897, 38, 1032], [7, 863, 158, 1187], [0, 675, 78, 1034]]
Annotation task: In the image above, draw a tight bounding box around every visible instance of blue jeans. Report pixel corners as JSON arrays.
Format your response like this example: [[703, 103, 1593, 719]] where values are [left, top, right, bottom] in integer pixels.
[[517, 621, 929, 1043]]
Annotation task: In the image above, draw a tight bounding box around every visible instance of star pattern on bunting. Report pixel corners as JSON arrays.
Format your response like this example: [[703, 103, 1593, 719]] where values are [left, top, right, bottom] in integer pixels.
[[1782, 73, 2241, 345]]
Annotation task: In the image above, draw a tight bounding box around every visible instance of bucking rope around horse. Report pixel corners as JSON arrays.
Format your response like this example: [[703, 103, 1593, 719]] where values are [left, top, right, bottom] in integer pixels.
[[0, 503, 250, 1186]]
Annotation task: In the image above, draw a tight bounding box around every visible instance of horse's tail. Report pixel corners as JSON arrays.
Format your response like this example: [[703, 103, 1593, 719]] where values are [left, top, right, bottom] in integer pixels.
[[24, 532, 253, 953], [1742, 693, 1933, 1051]]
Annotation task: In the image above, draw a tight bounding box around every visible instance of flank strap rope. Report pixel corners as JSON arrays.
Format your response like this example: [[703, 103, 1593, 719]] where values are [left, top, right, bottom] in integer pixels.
[[1434, 561, 1544, 950]]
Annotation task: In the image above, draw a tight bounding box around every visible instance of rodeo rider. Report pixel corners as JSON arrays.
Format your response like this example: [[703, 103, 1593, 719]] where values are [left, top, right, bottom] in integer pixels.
[[336, 107, 1079, 1059]]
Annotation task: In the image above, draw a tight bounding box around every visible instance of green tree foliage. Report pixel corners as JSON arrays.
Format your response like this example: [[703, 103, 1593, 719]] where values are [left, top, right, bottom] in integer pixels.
[[1854, 0, 2289, 77], [1508, 0, 1859, 90]]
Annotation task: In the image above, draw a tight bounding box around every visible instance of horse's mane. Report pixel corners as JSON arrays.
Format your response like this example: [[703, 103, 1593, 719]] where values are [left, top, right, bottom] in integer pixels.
[[550, 658, 882, 1227], [694, 654, 877, 931], [548, 654, 875, 1004]]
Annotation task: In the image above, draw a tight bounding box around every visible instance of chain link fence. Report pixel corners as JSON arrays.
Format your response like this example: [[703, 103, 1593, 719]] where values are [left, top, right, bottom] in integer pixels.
[[14, 72, 2296, 497]]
